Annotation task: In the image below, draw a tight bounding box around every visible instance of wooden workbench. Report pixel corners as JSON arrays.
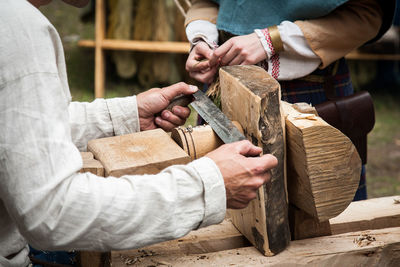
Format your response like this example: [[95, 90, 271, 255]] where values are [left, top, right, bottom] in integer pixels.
[[79, 194, 400, 266]]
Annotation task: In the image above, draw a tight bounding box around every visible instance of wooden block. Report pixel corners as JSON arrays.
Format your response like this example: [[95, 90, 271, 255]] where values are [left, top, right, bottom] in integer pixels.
[[282, 101, 361, 222], [87, 129, 191, 177], [110, 226, 400, 266], [220, 65, 290, 256], [330, 195, 400, 235], [80, 152, 105, 177]]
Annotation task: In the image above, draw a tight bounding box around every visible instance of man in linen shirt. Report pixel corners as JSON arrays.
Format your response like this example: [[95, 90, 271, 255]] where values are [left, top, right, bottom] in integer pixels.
[[0, 0, 278, 266]]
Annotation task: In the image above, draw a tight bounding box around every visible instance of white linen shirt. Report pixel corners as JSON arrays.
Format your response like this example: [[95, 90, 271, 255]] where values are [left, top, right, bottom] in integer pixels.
[[0, 1, 226, 266]]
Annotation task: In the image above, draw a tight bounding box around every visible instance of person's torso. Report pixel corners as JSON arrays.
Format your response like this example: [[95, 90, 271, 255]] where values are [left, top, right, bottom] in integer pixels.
[[212, 0, 349, 35], [0, 0, 70, 266]]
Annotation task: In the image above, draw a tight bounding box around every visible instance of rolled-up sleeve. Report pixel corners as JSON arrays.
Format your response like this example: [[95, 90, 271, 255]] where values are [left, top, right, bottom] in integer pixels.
[[69, 96, 140, 151]]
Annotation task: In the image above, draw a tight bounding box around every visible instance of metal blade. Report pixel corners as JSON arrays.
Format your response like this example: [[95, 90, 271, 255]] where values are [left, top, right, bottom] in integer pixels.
[[191, 90, 246, 144]]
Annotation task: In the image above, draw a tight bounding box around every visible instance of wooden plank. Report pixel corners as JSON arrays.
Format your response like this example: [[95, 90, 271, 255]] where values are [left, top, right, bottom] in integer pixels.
[[346, 50, 400, 61], [94, 0, 106, 98], [282, 101, 361, 222], [330, 195, 400, 235], [87, 129, 191, 177], [110, 227, 400, 266], [78, 39, 190, 54], [220, 65, 290, 256]]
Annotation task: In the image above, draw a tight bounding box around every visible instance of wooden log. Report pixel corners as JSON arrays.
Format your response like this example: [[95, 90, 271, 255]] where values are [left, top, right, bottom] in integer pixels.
[[110, 226, 400, 267], [282, 101, 361, 222], [330, 195, 400, 235], [171, 122, 242, 160], [171, 125, 223, 160], [87, 129, 191, 177], [220, 65, 290, 256]]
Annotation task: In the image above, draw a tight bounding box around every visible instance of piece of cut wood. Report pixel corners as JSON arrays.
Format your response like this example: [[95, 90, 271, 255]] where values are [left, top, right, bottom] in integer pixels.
[[171, 125, 223, 160], [282, 101, 361, 222], [80, 152, 105, 177], [330, 195, 400, 234], [110, 226, 400, 267], [220, 65, 290, 256], [87, 129, 191, 177]]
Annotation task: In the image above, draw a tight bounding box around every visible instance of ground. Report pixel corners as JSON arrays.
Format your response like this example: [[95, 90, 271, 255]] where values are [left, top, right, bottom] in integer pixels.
[[39, 1, 400, 198]]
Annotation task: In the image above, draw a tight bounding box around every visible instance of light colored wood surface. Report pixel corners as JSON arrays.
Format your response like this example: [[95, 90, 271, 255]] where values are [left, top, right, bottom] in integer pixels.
[[330, 195, 400, 235], [110, 226, 400, 267], [220, 65, 290, 256], [87, 129, 191, 177], [79, 152, 105, 177], [282, 101, 361, 222], [171, 125, 223, 160]]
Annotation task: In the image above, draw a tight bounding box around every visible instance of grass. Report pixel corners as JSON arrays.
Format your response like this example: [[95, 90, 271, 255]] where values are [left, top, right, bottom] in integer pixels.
[[40, 2, 400, 198]]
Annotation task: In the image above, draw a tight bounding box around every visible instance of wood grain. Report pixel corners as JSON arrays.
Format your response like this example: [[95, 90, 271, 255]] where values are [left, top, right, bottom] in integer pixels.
[[330, 195, 400, 234], [87, 129, 191, 177], [220, 65, 290, 256], [282, 101, 361, 222], [110, 226, 400, 267]]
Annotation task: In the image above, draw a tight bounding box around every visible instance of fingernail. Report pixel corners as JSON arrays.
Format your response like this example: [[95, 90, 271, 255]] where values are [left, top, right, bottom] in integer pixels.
[[163, 111, 170, 119], [189, 85, 198, 92], [155, 117, 162, 124]]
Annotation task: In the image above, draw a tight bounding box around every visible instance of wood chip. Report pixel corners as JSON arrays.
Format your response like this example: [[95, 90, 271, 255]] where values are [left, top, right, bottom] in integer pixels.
[[293, 113, 317, 121], [353, 233, 376, 247]]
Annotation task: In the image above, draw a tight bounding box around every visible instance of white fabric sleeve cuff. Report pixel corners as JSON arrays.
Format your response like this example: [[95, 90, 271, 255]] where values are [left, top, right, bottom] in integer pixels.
[[105, 95, 140, 135], [186, 20, 219, 49], [254, 29, 272, 60], [257, 21, 321, 81], [188, 156, 226, 228]]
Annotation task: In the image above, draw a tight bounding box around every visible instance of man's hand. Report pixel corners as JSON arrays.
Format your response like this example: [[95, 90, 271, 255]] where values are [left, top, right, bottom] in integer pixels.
[[209, 33, 266, 67], [206, 140, 278, 209], [136, 82, 197, 131], [186, 42, 218, 84]]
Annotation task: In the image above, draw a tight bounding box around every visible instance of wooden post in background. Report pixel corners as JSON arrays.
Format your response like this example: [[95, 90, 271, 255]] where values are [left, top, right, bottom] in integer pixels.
[[95, 0, 106, 98]]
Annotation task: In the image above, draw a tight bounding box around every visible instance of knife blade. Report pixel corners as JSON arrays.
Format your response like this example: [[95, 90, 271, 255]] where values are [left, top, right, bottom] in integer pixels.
[[191, 90, 246, 144], [164, 90, 246, 144]]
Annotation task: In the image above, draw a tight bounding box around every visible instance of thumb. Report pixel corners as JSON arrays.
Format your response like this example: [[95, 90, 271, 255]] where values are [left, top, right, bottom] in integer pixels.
[[234, 140, 262, 157], [160, 82, 198, 102]]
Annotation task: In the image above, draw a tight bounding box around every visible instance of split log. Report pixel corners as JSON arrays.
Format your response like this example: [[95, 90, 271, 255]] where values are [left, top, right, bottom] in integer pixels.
[[87, 129, 191, 177], [282, 101, 361, 222], [171, 122, 243, 160], [219, 65, 290, 256]]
